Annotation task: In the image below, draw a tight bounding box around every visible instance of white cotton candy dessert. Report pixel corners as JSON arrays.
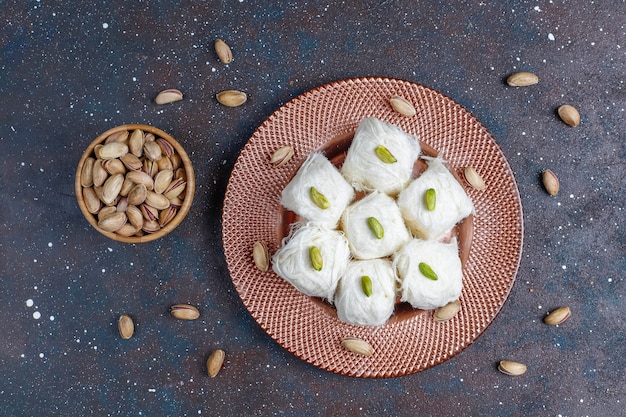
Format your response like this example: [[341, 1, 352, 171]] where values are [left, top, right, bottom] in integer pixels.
[[335, 259, 397, 326], [397, 159, 473, 240], [272, 223, 351, 303], [394, 238, 463, 310], [340, 191, 411, 260], [281, 152, 355, 228], [341, 117, 421, 196]]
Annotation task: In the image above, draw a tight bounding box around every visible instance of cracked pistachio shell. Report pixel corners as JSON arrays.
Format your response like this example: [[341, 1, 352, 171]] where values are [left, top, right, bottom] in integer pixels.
[[498, 360, 527, 376], [434, 300, 461, 322], [170, 304, 200, 320], [544, 306, 571, 325], [464, 166, 486, 190], [216, 90, 247, 107], [155, 89, 183, 105], [270, 146, 294, 167]]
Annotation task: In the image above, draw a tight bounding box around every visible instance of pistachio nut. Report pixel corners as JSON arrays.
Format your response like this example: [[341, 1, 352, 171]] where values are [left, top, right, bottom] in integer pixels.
[[425, 188, 436, 211], [154, 169, 174, 194], [309, 186, 330, 210], [253, 241, 269, 272], [389, 95, 416, 117], [118, 314, 134, 339], [216, 90, 247, 107], [82, 187, 101, 214], [215, 39, 233, 63], [97, 205, 117, 221], [98, 211, 127, 232], [158, 206, 177, 227], [270, 146, 294, 167], [126, 170, 154, 191], [367, 216, 384, 239], [309, 246, 323, 271], [163, 178, 186, 200], [544, 306, 571, 325], [126, 205, 144, 229], [143, 141, 162, 162], [128, 129, 144, 157], [341, 337, 373, 356], [434, 300, 461, 322], [103, 158, 126, 176], [142, 218, 160, 233], [558, 104, 580, 127], [506, 72, 539, 87], [127, 183, 148, 206], [464, 166, 486, 190], [542, 169, 559, 196], [155, 88, 183, 105], [361, 276, 373, 297], [98, 142, 129, 160], [120, 153, 143, 171], [375, 145, 397, 164], [105, 130, 129, 144], [170, 304, 200, 320], [116, 223, 138, 237], [156, 155, 173, 171], [140, 203, 159, 221], [143, 159, 158, 178], [101, 173, 125, 205], [419, 262, 438, 280], [80, 157, 95, 187], [207, 349, 226, 377], [498, 360, 527, 376], [92, 159, 108, 188]]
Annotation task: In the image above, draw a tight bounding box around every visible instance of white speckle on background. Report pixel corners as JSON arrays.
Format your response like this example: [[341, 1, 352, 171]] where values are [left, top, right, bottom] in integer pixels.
[[39, 353, 44, 358], [548, 33, 555, 41], [103, 23, 109, 29], [50, 316, 55, 321], [48, 242, 53, 247], [534, 6, 541, 11], [26, 299, 34, 307], [33, 311, 41, 319], [562, 265, 567, 270]]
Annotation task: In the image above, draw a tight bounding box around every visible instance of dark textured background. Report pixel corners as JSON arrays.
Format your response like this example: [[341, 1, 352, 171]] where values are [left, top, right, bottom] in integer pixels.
[[1, 1, 624, 416]]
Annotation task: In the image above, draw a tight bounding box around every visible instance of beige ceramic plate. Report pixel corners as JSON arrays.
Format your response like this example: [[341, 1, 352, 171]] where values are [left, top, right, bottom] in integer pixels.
[[222, 78, 523, 378]]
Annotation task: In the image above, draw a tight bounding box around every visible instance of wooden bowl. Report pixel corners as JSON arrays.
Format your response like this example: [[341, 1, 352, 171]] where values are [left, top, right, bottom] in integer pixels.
[[75, 124, 195, 243]]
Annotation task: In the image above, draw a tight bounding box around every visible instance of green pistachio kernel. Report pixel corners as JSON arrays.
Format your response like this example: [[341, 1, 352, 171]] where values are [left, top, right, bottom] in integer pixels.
[[367, 216, 384, 239], [375, 145, 397, 164], [309, 186, 330, 210], [361, 276, 373, 297], [425, 188, 436, 211], [309, 246, 323, 271], [419, 262, 438, 280]]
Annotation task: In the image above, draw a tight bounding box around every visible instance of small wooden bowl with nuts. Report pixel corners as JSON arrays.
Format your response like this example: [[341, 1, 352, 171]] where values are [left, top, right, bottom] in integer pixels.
[[75, 124, 195, 243]]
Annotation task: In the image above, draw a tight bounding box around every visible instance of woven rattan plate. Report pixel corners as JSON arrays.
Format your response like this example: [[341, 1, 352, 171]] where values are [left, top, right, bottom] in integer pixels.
[[222, 78, 523, 378]]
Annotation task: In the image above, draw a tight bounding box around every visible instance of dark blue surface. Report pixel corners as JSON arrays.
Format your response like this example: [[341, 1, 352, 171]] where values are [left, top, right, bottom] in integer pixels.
[[1, 1, 624, 416]]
